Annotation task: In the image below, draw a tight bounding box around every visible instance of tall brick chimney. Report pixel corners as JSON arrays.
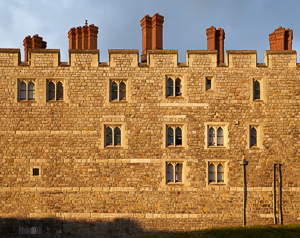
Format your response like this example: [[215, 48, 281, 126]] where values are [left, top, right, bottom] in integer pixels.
[[23, 34, 47, 61], [206, 26, 225, 64], [140, 13, 164, 62], [269, 27, 293, 50], [68, 21, 99, 50]]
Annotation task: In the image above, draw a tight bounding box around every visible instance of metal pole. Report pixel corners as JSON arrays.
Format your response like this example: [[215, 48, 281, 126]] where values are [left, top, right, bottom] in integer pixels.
[[279, 164, 282, 225], [243, 163, 246, 226], [273, 164, 277, 224], [239, 158, 248, 226]]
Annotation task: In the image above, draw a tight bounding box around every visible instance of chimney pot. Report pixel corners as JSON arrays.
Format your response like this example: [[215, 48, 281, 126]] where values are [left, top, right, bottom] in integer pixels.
[[206, 26, 225, 64], [269, 27, 293, 50]]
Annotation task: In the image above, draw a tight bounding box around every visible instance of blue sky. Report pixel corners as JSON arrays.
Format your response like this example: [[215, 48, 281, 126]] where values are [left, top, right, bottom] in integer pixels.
[[1, 0, 299, 63]]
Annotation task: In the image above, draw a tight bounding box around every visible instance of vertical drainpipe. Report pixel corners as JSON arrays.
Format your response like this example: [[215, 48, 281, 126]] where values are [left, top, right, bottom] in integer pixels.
[[279, 164, 282, 225], [273, 163, 277, 224], [239, 158, 248, 226]]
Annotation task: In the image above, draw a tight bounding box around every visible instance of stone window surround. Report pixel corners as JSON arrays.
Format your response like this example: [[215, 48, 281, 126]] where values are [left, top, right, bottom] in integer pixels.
[[30, 165, 42, 178], [106, 77, 132, 103], [160, 158, 190, 187], [250, 77, 266, 102], [205, 159, 228, 186], [162, 122, 188, 149], [46, 79, 64, 101], [203, 75, 217, 92], [100, 122, 128, 149], [162, 73, 188, 102], [245, 122, 264, 150], [204, 122, 229, 149], [16, 78, 36, 102]]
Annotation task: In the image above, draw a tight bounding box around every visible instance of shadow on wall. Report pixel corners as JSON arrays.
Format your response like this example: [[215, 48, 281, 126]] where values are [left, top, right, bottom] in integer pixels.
[[0, 217, 147, 238]]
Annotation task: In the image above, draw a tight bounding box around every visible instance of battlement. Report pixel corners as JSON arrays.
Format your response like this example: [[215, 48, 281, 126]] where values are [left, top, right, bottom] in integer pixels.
[[0, 48, 298, 68]]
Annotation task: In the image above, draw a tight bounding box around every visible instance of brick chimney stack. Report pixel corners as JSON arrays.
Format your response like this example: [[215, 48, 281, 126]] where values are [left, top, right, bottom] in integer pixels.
[[206, 26, 225, 64], [23, 34, 47, 61], [141, 13, 164, 62], [68, 21, 99, 50], [269, 27, 293, 50]]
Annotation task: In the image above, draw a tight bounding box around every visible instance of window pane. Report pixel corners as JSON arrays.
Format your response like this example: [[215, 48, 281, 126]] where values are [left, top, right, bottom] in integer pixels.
[[57, 82, 63, 100], [167, 127, 173, 146], [167, 163, 173, 182], [111, 82, 118, 100], [206, 78, 211, 90], [208, 164, 215, 183], [250, 127, 257, 147], [167, 78, 173, 96], [119, 82, 126, 100], [175, 78, 182, 96], [106, 127, 112, 146], [208, 128, 215, 146], [217, 164, 224, 182], [28, 82, 35, 100], [114, 127, 121, 146], [175, 127, 182, 146], [217, 128, 223, 146], [49, 82, 55, 100], [20, 82, 26, 100], [253, 80, 260, 100], [175, 163, 182, 182]]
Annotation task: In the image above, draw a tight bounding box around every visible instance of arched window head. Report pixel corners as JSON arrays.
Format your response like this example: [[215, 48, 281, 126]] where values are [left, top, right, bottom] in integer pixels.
[[106, 127, 113, 146], [167, 78, 173, 97], [167, 127, 174, 146], [208, 128, 215, 146], [217, 127, 223, 146], [119, 82, 126, 100], [250, 127, 257, 147], [28, 82, 35, 100], [20, 82, 26, 100], [111, 82, 118, 101], [114, 127, 121, 146], [253, 80, 260, 100], [57, 82, 63, 100], [175, 78, 182, 96], [175, 127, 182, 146], [49, 82, 55, 100]]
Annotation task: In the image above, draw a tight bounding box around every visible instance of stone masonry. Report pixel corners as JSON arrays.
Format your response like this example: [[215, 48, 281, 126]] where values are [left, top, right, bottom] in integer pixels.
[[0, 15, 300, 237]]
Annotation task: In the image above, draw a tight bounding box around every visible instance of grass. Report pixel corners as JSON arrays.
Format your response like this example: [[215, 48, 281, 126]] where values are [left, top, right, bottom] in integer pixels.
[[137, 224, 300, 238]]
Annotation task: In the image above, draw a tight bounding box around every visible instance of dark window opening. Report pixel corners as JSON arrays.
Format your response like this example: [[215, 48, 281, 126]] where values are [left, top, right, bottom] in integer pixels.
[[167, 78, 173, 97], [250, 127, 257, 147], [32, 168, 39, 176], [206, 78, 212, 91], [253, 80, 260, 100], [57, 82, 63, 100], [49, 82, 55, 100], [175, 78, 182, 96]]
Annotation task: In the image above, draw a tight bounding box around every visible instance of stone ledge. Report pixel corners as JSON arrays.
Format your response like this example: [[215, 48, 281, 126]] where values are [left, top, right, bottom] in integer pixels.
[[108, 49, 139, 54]]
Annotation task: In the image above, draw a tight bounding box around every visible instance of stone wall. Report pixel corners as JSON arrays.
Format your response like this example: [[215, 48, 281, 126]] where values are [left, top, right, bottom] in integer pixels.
[[0, 48, 300, 237]]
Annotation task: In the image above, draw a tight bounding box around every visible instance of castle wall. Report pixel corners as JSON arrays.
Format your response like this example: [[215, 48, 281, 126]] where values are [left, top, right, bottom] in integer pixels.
[[0, 49, 300, 237]]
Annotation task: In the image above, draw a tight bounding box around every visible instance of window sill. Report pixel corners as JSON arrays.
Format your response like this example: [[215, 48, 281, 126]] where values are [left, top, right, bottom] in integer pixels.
[[47, 100, 64, 103], [105, 146, 123, 149], [207, 146, 227, 149], [249, 146, 261, 150], [166, 96, 184, 99], [166, 182, 184, 186], [253, 99, 264, 102], [18, 100, 36, 103], [109, 100, 127, 103], [166, 145, 185, 149], [208, 182, 227, 186]]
